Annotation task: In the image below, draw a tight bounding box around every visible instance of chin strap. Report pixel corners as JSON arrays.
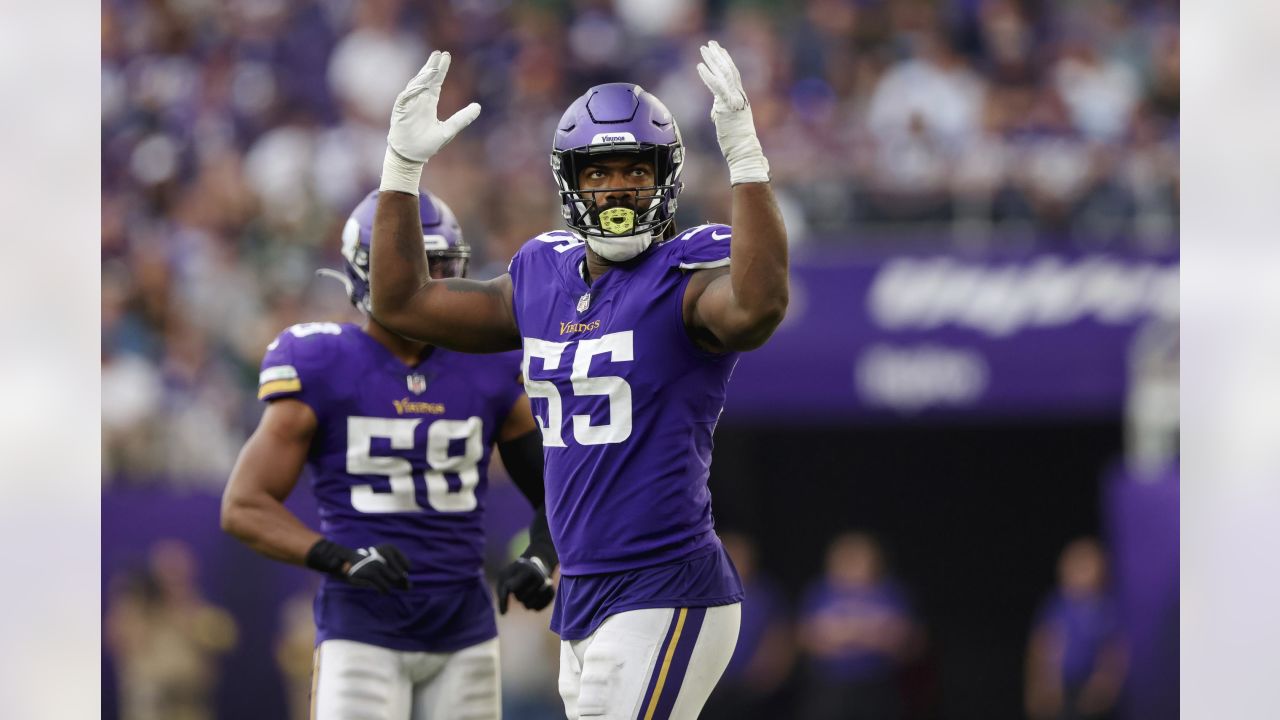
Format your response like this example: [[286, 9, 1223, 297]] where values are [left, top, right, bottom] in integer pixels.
[[584, 230, 656, 263]]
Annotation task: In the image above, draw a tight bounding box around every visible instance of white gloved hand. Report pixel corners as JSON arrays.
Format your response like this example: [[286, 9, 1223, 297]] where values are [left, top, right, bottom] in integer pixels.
[[380, 50, 482, 196], [696, 41, 770, 185]]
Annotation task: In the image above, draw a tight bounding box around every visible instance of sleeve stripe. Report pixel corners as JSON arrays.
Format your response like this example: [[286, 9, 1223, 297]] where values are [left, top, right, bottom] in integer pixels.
[[259, 365, 299, 383], [258, 379, 302, 399], [678, 258, 731, 270]]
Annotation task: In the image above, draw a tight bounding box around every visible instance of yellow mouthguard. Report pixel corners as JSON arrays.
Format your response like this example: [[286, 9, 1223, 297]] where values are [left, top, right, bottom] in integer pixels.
[[598, 207, 636, 235]]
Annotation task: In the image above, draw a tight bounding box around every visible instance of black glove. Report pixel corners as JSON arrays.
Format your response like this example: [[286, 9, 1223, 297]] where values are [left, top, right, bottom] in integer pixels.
[[496, 554, 555, 614], [496, 504, 558, 613], [306, 539, 410, 594]]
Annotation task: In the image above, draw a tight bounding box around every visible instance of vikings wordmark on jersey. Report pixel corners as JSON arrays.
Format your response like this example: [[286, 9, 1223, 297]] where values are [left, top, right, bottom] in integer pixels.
[[258, 322, 525, 652]]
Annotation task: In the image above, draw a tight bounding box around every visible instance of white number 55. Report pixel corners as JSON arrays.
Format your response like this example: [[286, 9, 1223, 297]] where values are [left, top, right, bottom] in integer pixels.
[[523, 330, 633, 447]]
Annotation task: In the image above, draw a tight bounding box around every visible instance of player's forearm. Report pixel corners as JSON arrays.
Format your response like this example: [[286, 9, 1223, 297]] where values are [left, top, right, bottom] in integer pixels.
[[368, 193, 520, 351], [220, 491, 321, 566], [369, 190, 433, 336], [729, 182, 789, 339]]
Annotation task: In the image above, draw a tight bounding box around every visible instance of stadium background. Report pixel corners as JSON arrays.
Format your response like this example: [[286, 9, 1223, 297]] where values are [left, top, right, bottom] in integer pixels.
[[100, 0, 1179, 718]]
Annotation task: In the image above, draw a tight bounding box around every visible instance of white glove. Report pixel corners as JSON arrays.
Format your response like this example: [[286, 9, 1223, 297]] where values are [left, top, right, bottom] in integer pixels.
[[696, 41, 770, 185], [380, 50, 482, 196]]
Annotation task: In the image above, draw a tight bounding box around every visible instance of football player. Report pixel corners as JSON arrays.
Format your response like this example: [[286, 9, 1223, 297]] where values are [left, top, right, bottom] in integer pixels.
[[369, 43, 787, 719], [221, 189, 558, 720]]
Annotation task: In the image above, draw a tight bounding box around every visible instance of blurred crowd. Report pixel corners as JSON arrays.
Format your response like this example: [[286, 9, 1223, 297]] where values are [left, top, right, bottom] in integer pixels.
[[101, 0, 1179, 482], [104, 532, 1129, 720]]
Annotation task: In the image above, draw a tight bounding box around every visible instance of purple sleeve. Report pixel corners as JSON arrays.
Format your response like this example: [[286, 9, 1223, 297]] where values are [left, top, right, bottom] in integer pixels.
[[257, 323, 343, 413], [509, 229, 586, 333], [668, 223, 732, 269], [506, 245, 527, 332]]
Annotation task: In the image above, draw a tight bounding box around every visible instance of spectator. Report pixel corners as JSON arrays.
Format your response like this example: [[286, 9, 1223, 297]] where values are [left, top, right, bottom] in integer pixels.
[[100, 0, 1179, 478], [1025, 537, 1128, 720], [104, 539, 238, 720], [1052, 38, 1141, 144], [797, 532, 921, 720], [273, 589, 317, 720]]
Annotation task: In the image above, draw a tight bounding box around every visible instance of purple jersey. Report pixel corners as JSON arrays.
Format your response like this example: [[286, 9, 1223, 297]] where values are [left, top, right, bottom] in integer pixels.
[[508, 224, 746, 637], [799, 580, 913, 681], [1034, 591, 1124, 688], [258, 322, 524, 651]]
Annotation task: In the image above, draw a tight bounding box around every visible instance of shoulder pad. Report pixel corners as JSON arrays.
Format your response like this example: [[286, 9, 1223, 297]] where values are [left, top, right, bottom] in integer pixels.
[[258, 323, 347, 401], [508, 232, 585, 319], [510, 231, 585, 268], [667, 224, 732, 269]]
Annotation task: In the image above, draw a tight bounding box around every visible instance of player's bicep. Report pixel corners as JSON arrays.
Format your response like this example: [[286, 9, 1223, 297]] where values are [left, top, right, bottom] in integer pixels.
[[686, 268, 750, 352], [394, 274, 521, 352], [226, 399, 317, 504]]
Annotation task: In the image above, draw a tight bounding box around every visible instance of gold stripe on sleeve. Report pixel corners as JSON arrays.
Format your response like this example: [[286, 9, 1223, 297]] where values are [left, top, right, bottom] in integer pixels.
[[258, 378, 302, 399]]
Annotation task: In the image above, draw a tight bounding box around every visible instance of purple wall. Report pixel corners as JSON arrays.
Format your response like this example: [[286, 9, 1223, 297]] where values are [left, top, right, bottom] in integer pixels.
[[101, 479, 534, 720]]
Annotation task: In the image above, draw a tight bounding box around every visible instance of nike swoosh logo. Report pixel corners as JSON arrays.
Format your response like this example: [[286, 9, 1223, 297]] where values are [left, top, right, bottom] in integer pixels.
[[711, 231, 731, 240]]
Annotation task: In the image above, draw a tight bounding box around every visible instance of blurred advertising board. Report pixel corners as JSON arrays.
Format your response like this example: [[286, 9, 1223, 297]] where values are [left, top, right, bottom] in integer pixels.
[[724, 249, 1179, 421]]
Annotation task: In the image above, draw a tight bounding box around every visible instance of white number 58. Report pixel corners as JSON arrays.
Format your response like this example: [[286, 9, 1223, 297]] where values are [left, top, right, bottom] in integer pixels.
[[346, 416, 483, 513]]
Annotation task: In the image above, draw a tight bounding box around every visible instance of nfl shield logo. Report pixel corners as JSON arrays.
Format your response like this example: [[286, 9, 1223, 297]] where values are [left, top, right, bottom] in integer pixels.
[[577, 292, 591, 313], [406, 374, 427, 395]]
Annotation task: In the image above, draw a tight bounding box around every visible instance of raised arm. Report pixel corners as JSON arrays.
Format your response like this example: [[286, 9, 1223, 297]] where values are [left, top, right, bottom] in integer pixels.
[[371, 192, 520, 352], [369, 50, 520, 352], [686, 42, 788, 352]]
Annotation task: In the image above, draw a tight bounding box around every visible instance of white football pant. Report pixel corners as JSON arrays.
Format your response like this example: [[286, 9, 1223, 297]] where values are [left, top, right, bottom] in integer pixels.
[[558, 604, 741, 720], [311, 637, 500, 720]]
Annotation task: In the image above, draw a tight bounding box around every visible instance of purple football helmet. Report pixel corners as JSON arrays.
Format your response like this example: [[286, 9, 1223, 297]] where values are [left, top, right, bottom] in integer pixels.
[[326, 190, 469, 311], [551, 83, 685, 242]]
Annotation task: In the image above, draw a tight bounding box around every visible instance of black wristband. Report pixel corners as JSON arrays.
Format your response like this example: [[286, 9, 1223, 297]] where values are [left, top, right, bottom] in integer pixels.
[[305, 538, 355, 576]]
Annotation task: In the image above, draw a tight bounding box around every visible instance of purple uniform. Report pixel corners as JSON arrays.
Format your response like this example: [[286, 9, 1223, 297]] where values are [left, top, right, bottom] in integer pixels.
[[507, 224, 746, 639], [1034, 590, 1124, 689], [799, 579, 913, 681], [257, 321, 525, 652]]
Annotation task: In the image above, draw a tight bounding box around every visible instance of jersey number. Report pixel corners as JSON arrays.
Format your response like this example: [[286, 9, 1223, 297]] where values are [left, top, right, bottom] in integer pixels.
[[522, 330, 633, 447], [346, 416, 483, 513], [534, 230, 585, 254]]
